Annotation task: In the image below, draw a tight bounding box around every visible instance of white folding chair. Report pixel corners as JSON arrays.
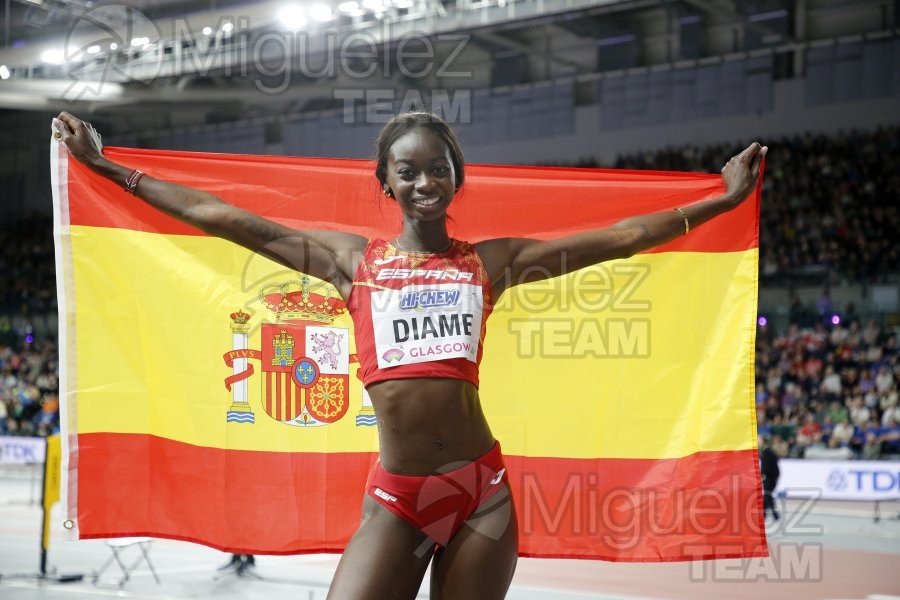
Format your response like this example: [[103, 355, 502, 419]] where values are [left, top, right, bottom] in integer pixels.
[[92, 537, 161, 587]]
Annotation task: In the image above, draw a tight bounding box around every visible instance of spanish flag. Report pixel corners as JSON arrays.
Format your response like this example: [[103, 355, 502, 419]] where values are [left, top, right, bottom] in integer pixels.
[[52, 141, 767, 561]]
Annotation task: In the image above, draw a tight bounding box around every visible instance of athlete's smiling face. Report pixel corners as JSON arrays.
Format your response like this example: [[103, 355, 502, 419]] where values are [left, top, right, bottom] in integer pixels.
[[384, 129, 458, 222]]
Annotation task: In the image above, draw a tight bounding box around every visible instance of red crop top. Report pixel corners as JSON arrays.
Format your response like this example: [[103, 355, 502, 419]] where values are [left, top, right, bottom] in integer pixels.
[[347, 238, 493, 388]]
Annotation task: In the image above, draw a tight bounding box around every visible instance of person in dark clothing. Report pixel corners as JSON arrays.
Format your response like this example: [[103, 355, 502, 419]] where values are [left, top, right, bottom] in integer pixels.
[[759, 435, 781, 521], [218, 554, 256, 576]]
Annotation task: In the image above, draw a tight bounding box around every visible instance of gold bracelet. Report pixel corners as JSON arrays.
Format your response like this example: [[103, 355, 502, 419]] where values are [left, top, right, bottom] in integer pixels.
[[674, 207, 690, 235]]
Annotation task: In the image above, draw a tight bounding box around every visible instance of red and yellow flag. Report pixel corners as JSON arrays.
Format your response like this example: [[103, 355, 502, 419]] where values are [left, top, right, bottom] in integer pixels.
[[51, 142, 767, 561]]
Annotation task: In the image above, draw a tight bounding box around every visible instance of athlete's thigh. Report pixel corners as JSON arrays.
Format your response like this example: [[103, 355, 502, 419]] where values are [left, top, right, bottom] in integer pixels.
[[430, 485, 519, 600], [327, 495, 434, 600]]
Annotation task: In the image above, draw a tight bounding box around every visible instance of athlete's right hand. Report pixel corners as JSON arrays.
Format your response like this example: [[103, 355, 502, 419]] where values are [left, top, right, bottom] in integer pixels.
[[51, 112, 104, 168]]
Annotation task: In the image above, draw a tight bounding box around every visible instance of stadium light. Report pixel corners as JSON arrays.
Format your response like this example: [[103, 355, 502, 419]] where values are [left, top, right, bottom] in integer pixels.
[[222, 22, 234, 33], [338, 1, 363, 15], [131, 37, 150, 47], [87, 45, 101, 54], [202, 26, 213, 35], [109, 42, 118, 50], [278, 5, 307, 30], [309, 3, 335, 21], [0, 65, 9, 79], [41, 49, 64, 64]]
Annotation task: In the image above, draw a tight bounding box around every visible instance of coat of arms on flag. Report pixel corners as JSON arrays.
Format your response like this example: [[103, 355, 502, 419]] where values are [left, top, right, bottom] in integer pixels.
[[222, 275, 370, 427]]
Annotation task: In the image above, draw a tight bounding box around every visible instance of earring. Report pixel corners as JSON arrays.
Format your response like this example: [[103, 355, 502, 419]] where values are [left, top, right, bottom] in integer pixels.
[[383, 188, 392, 197]]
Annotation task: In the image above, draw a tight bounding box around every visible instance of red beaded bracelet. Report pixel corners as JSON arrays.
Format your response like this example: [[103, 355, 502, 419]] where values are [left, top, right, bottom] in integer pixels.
[[124, 169, 144, 195]]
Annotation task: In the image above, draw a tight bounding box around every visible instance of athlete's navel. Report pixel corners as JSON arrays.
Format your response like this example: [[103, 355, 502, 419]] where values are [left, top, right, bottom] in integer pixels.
[[434, 439, 444, 450]]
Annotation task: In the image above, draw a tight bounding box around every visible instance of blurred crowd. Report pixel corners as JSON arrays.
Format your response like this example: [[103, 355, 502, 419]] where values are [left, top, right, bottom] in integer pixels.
[[0, 217, 58, 436], [755, 317, 899, 459], [0, 341, 59, 437], [1, 129, 899, 459], [611, 126, 900, 284]]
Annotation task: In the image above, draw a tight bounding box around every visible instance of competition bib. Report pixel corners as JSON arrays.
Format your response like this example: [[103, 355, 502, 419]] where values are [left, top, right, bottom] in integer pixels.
[[371, 283, 484, 369]]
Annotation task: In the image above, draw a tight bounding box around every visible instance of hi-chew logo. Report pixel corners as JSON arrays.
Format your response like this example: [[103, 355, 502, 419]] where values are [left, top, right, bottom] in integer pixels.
[[400, 289, 460, 310]]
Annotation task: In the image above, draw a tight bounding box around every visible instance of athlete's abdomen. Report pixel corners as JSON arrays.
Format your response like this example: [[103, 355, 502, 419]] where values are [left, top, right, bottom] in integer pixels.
[[367, 378, 495, 475]]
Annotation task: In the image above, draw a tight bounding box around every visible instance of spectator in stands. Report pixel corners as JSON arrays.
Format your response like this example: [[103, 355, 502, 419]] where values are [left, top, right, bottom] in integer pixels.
[[771, 433, 791, 459], [875, 365, 894, 393], [770, 414, 795, 451], [827, 398, 849, 424], [880, 384, 898, 411], [829, 417, 855, 449], [755, 382, 768, 407], [882, 418, 900, 454], [764, 396, 783, 421], [862, 430, 881, 460], [816, 289, 834, 323], [782, 382, 802, 415], [859, 367, 876, 393], [882, 401, 900, 427], [863, 320, 881, 346], [849, 395, 870, 427], [789, 292, 811, 327], [829, 321, 849, 346], [821, 367, 842, 398], [795, 414, 822, 456], [35, 393, 59, 436]]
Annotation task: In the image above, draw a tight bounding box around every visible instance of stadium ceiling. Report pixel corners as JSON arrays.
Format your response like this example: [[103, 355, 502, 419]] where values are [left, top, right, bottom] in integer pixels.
[[0, 0, 892, 113], [679, 0, 794, 43]]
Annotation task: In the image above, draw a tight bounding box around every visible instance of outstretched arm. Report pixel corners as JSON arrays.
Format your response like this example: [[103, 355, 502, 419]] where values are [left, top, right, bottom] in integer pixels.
[[52, 113, 366, 298], [475, 142, 766, 298]]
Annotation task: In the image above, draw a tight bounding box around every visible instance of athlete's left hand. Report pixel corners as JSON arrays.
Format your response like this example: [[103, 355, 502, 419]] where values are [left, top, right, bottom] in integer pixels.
[[721, 142, 767, 208]]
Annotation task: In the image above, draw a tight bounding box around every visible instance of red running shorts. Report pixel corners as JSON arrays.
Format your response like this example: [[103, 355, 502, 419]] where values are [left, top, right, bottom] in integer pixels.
[[366, 441, 509, 547]]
